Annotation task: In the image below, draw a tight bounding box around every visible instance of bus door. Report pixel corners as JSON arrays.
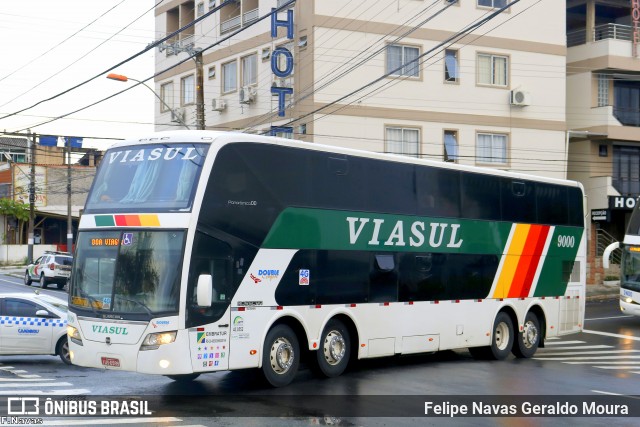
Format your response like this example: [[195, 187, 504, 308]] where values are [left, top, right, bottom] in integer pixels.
[[187, 234, 234, 373]]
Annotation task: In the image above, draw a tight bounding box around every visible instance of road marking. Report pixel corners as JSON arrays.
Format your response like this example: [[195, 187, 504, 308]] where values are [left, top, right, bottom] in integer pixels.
[[585, 315, 634, 321], [41, 418, 183, 425], [0, 378, 54, 382], [534, 355, 640, 361], [537, 350, 640, 356], [544, 340, 585, 345], [0, 277, 22, 285], [595, 366, 640, 370], [565, 361, 640, 365], [583, 329, 640, 342], [0, 389, 89, 395], [0, 382, 73, 388], [535, 345, 611, 351]]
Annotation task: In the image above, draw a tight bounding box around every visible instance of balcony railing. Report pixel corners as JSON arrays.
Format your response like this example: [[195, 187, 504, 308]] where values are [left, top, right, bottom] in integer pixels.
[[242, 8, 259, 25], [221, 15, 241, 34], [567, 23, 633, 47]]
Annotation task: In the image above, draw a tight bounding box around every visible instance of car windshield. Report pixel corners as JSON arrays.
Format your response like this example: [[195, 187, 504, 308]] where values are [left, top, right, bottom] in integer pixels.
[[622, 246, 640, 293], [84, 143, 208, 214], [70, 230, 184, 318]]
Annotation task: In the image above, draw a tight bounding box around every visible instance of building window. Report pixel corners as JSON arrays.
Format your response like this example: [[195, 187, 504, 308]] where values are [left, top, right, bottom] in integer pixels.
[[597, 74, 609, 107], [208, 66, 216, 79], [181, 75, 195, 105], [477, 53, 508, 87], [161, 82, 174, 112], [477, 133, 507, 164], [241, 54, 257, 87], [613, 146, 640, 195], [197, 2, 205, 16], [444, 49, 459, 82], [387, 44, 420, 77], [222, 60, 237, 93], [444, 130, 458, 162], [386, 127, 420, 157], [478, 0, 507, 8]]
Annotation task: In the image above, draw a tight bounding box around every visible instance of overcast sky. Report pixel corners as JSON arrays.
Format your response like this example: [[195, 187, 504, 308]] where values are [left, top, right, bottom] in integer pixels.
[[0, 0, 157, 150]]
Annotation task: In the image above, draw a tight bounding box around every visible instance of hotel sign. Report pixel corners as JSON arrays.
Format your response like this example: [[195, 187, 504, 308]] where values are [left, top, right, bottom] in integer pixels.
[[270, 6, 294, 136], [609, 196, 639, 210]]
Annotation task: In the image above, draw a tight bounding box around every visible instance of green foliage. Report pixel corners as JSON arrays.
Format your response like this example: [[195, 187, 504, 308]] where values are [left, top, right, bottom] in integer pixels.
[[0, 198, 29, 222]]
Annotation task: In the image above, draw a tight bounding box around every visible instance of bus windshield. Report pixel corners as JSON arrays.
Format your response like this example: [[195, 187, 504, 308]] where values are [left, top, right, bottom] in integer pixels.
[[70, 230, 185, 318], [622, 246, 640, 293], [84, 143, 208, 213]]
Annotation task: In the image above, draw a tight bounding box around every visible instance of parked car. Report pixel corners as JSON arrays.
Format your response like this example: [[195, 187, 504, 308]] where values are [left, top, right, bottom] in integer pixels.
[[24, 251, 73, 290], [0, 291, 70, 364]]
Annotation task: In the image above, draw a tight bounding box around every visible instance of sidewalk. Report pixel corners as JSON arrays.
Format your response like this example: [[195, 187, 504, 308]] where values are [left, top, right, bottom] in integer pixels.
[[0, 265, 621, 300]]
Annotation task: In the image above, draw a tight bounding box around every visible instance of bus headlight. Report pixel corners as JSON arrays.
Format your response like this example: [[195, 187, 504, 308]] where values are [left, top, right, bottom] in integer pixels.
[[621, 296, 633, 304], [67, 326, 83, 346], [141, 331, 177, 351]]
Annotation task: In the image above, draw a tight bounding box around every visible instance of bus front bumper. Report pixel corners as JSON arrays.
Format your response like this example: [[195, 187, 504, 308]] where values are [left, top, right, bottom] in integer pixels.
[[68, 330, 194, 375]]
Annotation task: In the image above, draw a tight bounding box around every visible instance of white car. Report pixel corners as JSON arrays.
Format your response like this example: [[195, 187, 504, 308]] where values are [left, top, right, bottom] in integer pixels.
[[24, 251, 73, 290], [0, 291, 70, 364]]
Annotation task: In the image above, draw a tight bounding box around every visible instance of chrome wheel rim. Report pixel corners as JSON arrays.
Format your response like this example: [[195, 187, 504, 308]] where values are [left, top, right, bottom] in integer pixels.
[[522, 320, 538, 349], [270, 337, 294, 374], [323, 330, 346, 366]]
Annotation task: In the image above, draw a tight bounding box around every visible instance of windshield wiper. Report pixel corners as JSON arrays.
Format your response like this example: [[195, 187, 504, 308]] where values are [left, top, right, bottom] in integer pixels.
[[76, 290, 101, 316], [115, 296, 153, 316]]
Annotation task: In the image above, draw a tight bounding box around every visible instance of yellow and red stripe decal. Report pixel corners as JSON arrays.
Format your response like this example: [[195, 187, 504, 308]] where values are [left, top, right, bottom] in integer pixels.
[[94, 214, 160, 227], [493, 224, 551, 299]]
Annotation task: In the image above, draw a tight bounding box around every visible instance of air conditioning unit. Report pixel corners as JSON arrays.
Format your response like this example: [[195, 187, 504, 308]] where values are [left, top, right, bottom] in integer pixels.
[[239, 86, 257, 104], [510, 89, 531, 107], [212, 99, 227, 111], [170, 108, 185, 123]]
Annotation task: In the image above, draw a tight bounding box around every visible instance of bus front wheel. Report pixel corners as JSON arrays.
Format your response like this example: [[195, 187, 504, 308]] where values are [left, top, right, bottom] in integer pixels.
[[512, 311, 540, 358], [262, 324, 300, 387], [315, 319, 350, 378]]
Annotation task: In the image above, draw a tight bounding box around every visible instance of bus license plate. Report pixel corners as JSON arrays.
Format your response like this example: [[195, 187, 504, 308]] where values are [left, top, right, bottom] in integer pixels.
[[101, 357, 120, 367]]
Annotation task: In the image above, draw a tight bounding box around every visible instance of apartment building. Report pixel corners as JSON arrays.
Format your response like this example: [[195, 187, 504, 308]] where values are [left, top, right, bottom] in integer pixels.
[[566, 0, 640, 283]]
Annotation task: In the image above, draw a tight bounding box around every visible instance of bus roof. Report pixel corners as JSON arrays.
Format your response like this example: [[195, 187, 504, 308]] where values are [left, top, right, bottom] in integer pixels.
[[111, 130, 583, 191]]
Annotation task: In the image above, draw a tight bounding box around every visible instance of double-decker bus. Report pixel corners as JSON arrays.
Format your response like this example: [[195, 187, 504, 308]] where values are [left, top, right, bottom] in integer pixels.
[[604, 205, 640, 317], [67, 131, 586, 387]]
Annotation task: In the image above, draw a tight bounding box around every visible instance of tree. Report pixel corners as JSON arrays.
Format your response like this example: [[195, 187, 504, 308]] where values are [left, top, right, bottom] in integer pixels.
[[0, 198, 30, 244]]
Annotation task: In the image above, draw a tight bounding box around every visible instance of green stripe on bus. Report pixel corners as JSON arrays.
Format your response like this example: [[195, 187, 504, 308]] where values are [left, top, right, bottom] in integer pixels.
[[94, 215, 115, 227], [262, 207, 513, 254]]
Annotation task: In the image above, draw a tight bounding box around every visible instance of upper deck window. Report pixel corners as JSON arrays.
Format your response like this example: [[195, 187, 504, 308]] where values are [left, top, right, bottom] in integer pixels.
[[85, 143, 208, 214]]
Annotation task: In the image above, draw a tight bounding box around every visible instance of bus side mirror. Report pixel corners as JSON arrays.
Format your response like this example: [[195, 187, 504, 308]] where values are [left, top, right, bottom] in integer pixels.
[[603, 242, 620, 269], [196, 274, 213, 307]]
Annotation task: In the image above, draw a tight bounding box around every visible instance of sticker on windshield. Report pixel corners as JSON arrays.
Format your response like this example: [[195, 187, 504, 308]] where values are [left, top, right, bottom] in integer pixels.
[[102, 297, 112, 309], [122, 233, 133, 246]]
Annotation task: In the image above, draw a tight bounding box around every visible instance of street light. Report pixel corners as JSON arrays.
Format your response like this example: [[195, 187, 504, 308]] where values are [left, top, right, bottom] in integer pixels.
[[106, 73, 190, 129]]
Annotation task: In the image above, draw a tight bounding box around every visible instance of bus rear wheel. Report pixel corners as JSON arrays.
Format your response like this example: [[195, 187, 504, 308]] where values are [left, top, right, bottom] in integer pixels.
[[469, 312, 514, 360], [315, 319, 350, 378], [512, 312, 540, 359], [262, 324, 299, 387]]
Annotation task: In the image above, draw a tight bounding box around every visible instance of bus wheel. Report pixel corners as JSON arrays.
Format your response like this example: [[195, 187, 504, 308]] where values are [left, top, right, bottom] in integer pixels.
[[262, 324, 299, 387], [316, 319, 350, 378], [512, 312, 540, 359], [166, 373, 200, 382], [469, 312, 514, 360]]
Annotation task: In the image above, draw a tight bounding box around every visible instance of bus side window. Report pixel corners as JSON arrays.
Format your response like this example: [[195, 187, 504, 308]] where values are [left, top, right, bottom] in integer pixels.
[[370, 254, 398, 303]]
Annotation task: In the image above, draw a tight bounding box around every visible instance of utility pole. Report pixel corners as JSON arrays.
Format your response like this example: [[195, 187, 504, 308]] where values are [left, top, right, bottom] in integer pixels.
[[66, 138, 73, 253], [195, 50, 205, 130], [27, 131, 35, 263]]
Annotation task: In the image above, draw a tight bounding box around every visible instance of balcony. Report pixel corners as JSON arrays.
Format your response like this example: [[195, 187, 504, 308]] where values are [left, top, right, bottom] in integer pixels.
[[242, 8, 259, 25], [568, 23, 633, 47], [221, 15, 241, 34]]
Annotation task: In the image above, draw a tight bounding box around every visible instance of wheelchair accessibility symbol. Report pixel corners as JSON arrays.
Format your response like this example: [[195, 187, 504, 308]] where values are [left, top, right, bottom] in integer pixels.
[[122, 233, 133, 246]]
